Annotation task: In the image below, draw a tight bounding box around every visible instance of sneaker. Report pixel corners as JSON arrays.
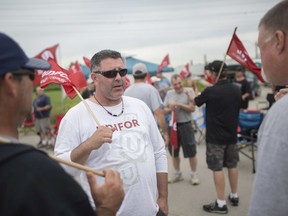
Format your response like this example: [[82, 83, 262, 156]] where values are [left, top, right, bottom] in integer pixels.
[[42, 139, 48, 145], [190, 174, 200, 185], [48, 139, 54, 145], [203, 201, 228, 214], [228, 195, 239, 206], [168, 173, 184, 184]]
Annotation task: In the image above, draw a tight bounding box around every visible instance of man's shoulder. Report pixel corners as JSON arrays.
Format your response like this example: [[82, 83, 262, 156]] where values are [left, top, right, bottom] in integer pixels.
[[0, 143, 48, 167], [123, 95, 151, 110], [125, 83, 157, 96]]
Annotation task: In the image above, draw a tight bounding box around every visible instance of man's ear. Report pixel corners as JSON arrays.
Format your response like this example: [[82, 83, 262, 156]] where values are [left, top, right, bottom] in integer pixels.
[[274, 30, 286, 55], [2, 73, 19, 97]]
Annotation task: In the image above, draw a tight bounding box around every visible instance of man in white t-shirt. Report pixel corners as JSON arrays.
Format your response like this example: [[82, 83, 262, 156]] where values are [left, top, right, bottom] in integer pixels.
[[54, 50, 168, 216]]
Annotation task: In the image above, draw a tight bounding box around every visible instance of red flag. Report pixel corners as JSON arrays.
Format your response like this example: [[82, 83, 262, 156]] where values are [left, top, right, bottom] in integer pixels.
[[68, 61, 87, 90], [157, 54, 170, 73], [227, 33, 264, 83], [124, 76, 131, 89], [180, 63, 190, 79], [83, 56, 91, 69], [34, 44, 59, 86], [169, 110, 178, 149], [204, 69, 214, 84], [40, 59, 77, 99], [145, 72, 152, 84]]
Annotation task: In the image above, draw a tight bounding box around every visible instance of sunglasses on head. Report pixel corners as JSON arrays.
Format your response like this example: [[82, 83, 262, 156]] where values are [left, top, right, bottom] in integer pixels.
[[93, 68, 127, 78]]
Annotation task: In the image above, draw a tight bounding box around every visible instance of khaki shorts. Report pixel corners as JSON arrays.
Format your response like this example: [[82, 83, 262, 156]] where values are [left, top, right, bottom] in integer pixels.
[[35, 117, 51, 134]]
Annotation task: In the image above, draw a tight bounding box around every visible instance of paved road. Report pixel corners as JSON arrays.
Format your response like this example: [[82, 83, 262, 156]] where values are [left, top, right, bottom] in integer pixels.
[[19, 85, 271, 216]]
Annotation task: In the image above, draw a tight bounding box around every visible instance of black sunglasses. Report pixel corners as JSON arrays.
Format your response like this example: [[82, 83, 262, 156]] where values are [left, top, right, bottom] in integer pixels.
[[13, 72, 35, 81], [93, 68, 127, 78]]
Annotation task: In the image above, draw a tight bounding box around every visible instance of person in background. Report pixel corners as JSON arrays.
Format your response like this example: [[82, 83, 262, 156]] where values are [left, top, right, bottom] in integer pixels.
[[156, 70, 172, 128], [0, 32, 124, 216], [124, 63, 169, 146], [82, 77, 96, 99], [54, 50, 168, 216], [164, 74, 200, 185], [192, 60, 241, 214], [33, 86, 53, 149], [180, 70, 199, 96], [156, 70, 171, 101], [234, 69, 252, 110], [151, 76, 161, 89], [248, 1, 288, 215]]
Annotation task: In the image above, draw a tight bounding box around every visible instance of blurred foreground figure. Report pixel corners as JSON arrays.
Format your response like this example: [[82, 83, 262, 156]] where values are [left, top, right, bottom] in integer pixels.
[[248, 1, 288, 216], [0, 32, 124, 216]]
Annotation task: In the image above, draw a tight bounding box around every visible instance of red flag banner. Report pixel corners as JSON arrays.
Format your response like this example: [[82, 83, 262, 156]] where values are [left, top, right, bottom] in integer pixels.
[[204, 69, 214, 84], [157, 54, 170, 73], [68, 61, 87, 91], [169, 110, 178, 149], [180, 63, 190, 79], [227, 33, 264, 83], [34, 44, 59, 86], [83, 56, 91, 69], [125, 76, 131, 89], [40, 59, 78, 99]]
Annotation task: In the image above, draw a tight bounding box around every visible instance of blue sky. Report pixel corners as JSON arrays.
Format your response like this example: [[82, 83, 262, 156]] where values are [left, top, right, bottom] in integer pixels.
[[0, 0, 281, 68]]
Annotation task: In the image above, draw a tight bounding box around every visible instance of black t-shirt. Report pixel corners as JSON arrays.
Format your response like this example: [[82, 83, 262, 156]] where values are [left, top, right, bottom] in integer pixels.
[[0, 143, 95, 216], [33, 94, 52, 119], [195, 80, 241, 145], [234, 79, 252, 109]]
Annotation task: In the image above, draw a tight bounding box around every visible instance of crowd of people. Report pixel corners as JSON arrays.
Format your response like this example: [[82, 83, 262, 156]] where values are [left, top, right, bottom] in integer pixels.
[[1, 1, 288, 215]]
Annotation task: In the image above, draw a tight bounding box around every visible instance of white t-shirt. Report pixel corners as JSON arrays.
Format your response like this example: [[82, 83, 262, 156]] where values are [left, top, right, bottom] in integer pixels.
[[54, 96, 167, 216]]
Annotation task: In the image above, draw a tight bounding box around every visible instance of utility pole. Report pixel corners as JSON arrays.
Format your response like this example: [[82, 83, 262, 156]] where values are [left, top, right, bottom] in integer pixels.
[[203, 54, 207, 65]]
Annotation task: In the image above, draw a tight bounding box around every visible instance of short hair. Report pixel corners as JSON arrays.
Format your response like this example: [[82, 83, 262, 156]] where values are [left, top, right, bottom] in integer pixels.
[[259, 0, 288, 34], [171, 74, 182, 83], [133, 73, 147, 80], [90, 49, 123, 72]]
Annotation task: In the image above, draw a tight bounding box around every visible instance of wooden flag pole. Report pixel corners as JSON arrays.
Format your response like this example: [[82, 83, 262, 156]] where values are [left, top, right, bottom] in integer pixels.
[[215, 55, 228, 82], [49, 154, 104, 177], [215, 27, 238, 83], [72, 86, 101, 126]]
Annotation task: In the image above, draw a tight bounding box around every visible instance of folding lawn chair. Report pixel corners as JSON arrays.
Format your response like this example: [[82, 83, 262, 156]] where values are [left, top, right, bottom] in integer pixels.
[[237, 109, 264, 173], [193, 106, 206, 145]]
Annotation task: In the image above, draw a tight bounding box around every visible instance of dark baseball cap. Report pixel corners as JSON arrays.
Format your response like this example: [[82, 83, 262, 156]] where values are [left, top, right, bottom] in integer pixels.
[[205, 60, 227, 74], [0, 33, 51, 76]]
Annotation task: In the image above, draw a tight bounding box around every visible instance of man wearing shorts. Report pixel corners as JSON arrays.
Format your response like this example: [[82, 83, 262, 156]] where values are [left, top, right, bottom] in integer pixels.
[[193, 60, 241, 214], [164, 74, 200, 185], [33, 87, 52, 148]]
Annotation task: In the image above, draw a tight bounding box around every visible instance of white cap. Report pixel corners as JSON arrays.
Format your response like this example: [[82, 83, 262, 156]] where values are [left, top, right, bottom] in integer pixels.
[[132, 63, 148, 76], [151, 76, 160, 83]]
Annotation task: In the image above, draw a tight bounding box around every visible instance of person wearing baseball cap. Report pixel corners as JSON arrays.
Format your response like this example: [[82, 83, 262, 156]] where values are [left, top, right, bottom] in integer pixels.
[[0, 33, 124, 216], [193, 60, 241, 214], [205, 60, 227, 78], [0, 33, 51, 77], [125, 62, 169, 146]]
